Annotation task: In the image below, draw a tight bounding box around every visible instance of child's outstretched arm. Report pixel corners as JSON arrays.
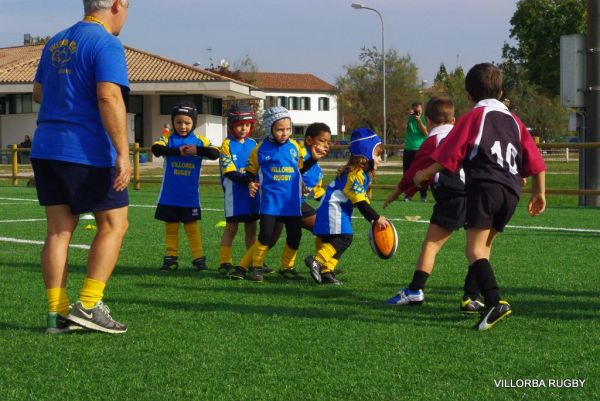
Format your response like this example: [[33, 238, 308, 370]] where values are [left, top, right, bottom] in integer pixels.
[[383, 188, 403, 208], [528, 171, 546, 216], [414, 162, 444, 188]]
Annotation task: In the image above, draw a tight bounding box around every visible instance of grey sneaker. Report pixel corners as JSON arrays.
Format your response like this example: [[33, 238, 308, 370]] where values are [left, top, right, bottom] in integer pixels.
[[45, 312, 84, 335], [304, 256, 322, 284], [67, 301, 127, 334]]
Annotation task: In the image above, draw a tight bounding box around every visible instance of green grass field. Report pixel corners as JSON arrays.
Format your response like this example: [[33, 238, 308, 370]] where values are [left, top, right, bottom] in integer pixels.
[[0, 162, 598, 401]]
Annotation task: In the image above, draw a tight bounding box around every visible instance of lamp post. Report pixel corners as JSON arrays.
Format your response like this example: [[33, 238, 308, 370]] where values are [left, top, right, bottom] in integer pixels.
[[351, 3, 386, 160]]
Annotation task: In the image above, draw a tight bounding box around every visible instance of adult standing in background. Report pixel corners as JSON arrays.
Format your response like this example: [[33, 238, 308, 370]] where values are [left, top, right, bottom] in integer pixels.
[[30, 0, 131, 334], [403, 102, 429, 201]]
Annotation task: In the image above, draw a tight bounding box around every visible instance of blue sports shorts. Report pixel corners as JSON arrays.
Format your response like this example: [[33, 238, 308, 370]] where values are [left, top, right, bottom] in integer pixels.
[[155, 204, 201, 223], [31, 158, 129, 215]]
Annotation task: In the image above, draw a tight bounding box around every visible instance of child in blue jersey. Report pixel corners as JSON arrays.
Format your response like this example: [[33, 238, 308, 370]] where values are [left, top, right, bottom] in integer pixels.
[[228, 107, 321, 282], [270, 122, 332, 249], [151, 101, 220, 272], [305, 128, 390, 285], [217, 103, 260, 275]]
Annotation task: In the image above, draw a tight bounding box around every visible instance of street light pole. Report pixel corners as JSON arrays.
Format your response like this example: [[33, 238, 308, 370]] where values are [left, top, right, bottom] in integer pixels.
[[351, 3, 386, 160]]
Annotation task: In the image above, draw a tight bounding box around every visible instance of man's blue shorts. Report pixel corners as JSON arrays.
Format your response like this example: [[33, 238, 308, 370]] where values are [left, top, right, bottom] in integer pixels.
[[31, 158, 129, 215]]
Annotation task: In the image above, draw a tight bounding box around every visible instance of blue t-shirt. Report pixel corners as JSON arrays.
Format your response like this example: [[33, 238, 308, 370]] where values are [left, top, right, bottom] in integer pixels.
[[155, 132, 213, 208], [301, 148, 324, 204], [220, 136, 260, 218], [246, 138, 303, 216], [313, 168, 371, 235], [31, 21, 129, 167]]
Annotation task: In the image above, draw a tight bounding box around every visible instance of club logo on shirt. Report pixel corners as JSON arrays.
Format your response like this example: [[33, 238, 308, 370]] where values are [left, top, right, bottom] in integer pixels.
[[350, 179, 366, 195], [289, 149, 298, 160], [49, 39, 77, 74]]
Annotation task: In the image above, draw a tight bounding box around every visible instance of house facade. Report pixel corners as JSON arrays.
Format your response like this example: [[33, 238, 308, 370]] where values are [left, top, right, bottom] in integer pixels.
[[248, 72, 338, 137], [0, 44, 264, 150]]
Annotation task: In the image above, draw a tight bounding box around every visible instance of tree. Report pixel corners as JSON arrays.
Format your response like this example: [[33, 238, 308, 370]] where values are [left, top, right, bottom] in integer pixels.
[[431, 64, 471, 117], [503, 0, 586, 96], [336, 47, 421, 142]]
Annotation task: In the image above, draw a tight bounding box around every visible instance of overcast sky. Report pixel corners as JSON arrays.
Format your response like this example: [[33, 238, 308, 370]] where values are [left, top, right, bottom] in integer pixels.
[[1, 0, 519, 85]]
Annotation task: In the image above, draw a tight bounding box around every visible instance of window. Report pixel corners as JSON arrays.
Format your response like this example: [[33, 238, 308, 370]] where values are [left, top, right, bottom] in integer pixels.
[[318, 97, 330, 111], [127, 95, 143, 114], [288, 96, 299, 110], [300, 97, 311, 111], [265, 96, 275, 108], [159, 95, 221, 117], [276, 96, 287, 108], [0, 97, 6, 114], [7, 94, 38, 114]]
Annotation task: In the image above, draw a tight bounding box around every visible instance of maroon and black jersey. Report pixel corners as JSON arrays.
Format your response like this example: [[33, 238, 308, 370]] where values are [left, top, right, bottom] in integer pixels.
[[431, 99, 545, 197], [399, 124, 465, 201]]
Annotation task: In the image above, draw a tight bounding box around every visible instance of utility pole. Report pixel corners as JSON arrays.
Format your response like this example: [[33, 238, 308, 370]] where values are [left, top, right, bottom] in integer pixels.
[[585, 0, 600, 206]]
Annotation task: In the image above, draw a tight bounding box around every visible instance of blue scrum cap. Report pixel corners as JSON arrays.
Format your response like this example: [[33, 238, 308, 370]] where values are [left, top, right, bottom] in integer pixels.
[[350, 128, 382, 160]]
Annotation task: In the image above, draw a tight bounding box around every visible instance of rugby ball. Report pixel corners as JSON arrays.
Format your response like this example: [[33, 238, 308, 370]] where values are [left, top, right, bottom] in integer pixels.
[[368, 218, 398, 259]]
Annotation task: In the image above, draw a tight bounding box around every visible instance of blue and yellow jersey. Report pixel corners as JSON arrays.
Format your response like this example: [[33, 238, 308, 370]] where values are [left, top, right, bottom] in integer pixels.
[[300, 147, 324, 203], [313, 168, 371, 235], [247, 138, 303, 216], [155, 131, 213, 208], [220, 135, 260, 217]]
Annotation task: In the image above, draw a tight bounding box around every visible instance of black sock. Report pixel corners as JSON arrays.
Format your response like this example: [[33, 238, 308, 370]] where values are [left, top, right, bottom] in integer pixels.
[[408, 270, 430, 292], [462, 269, 480, 300], [469, 259, 500, 306]]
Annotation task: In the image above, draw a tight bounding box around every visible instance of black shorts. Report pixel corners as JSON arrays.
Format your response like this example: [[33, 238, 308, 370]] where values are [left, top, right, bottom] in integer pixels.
[[225, 214, 259, 223], [430, 196, 466, 231], [155, 204, 201, 223], [465, 182, 518, 232], [301, 202, 316, 218], [31, 158, 128, 215]]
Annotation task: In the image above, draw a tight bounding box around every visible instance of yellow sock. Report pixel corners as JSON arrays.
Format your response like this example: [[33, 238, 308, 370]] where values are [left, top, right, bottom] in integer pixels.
[[239, 242, 257, 269], [315, 243, 337, 267], [46, 288, 70, 316], [220, 245, 232, 264], [323, 258, 339, 274], [79, 278, 106, 309], [280, 245, 298, 269], [166, 222, 179, 256], [184, 221, 203, 259], [251, 241, 270, 268]]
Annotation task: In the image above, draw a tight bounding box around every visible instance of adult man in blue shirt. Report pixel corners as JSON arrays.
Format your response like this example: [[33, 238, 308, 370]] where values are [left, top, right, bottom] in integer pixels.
[[31, 0, 130, 334]]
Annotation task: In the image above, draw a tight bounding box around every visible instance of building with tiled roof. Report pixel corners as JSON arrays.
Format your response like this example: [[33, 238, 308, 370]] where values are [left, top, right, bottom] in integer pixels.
[[0, 44, 264, 149], [244, 72, 339, 137]]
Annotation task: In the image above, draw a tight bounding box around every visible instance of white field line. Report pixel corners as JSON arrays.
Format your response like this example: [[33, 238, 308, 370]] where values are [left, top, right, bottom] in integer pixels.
[[0, 236, 90, 250], [2, 199, 598, 235], [0, 197, 38, 202], [0, 218, 46, 223]]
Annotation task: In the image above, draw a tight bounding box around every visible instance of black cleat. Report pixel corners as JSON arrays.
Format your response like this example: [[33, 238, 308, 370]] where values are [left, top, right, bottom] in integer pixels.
[[278, 268, 304, 281], [218, 263, 233, 276], [247, 267, 264, 282], [320, 272, 342, 285], [192, 256, 208, 271], [160, 256, 178, 272], [475, 300, 512, 331], [228, 266, 247, 280], [304, 256, 322, 284], [461, 296, 485, 314]]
